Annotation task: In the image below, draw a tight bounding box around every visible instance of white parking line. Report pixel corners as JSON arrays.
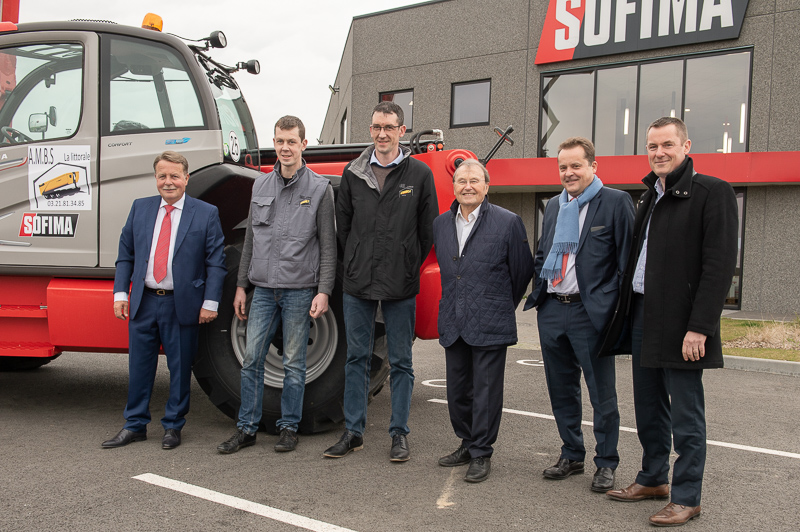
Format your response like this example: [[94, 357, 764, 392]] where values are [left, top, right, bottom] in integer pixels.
[[427, 399, 800, 460], [133, 473, 357, 532]]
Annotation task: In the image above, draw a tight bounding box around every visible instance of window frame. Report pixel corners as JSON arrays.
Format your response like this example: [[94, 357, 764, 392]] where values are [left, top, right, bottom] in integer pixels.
[[450, 79, 491, 129], [379, 89, 414, 132], [538, 47, 753, 157]]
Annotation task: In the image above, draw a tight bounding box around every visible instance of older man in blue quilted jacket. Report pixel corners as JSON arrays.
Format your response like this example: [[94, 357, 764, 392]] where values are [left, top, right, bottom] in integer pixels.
[[433, 159, 534, 483]]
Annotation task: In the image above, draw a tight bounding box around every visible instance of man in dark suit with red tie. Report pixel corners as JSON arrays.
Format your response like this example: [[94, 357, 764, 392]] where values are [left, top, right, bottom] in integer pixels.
[[102, 151, 226, 450]]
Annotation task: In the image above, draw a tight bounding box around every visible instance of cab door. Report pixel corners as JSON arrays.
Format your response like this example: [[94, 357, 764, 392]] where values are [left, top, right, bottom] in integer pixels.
[[0, 32, 100, 267], [96, 34, 222, 267]]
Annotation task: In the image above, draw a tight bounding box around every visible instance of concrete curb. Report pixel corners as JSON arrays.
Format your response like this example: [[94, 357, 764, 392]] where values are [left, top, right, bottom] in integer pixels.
[[723, 355, 800, 377]]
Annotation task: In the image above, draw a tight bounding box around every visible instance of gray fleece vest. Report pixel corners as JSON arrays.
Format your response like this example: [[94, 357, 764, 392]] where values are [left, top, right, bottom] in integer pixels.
[[248, 166, 329, 288]]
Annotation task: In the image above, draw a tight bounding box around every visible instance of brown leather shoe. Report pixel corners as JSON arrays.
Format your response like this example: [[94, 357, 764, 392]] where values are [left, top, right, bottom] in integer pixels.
[[649, 502, 701, 526], [606, 482, 669, 502]]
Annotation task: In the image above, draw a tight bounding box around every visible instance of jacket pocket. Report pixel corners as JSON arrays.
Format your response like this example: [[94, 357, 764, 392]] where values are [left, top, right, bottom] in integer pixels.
[[252, 196, 275, 225], [402, 236, 420, 279], [345, 238, 361, 278]]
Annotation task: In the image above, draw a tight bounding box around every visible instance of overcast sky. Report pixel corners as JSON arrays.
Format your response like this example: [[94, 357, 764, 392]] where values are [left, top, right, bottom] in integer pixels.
[[19, 1, 424, 145]]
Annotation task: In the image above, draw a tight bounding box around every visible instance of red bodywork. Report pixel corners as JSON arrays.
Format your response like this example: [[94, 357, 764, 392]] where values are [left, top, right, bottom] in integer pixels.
[[2, 149, 800, 357]]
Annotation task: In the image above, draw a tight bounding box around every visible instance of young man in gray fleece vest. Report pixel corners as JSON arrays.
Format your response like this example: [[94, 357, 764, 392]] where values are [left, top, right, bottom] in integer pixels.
[[217, 115, 336, 454]]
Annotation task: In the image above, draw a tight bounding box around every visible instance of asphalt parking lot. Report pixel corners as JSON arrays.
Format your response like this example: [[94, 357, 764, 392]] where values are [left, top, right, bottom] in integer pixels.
[[2, 323, 799, 531]]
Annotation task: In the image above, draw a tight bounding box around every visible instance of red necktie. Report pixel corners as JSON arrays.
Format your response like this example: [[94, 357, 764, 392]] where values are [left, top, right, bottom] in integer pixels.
[[552, 253, 569, 287], [552, 196, 575, 287], [153, 205, 175, 284]]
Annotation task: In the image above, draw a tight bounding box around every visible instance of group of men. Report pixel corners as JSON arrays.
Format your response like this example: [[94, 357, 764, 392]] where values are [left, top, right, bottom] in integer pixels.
[[102, 102, 438, 464], [102, 105, 738, 527], [524, 118, 737, 526]]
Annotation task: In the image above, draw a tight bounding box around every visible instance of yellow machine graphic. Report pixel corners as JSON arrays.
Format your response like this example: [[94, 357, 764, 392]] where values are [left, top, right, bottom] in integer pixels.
[[38, 171, 79, 198]]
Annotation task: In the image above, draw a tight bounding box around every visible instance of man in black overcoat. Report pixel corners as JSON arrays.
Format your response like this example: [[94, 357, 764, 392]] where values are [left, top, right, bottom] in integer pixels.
[[602, 117, 738, 527]]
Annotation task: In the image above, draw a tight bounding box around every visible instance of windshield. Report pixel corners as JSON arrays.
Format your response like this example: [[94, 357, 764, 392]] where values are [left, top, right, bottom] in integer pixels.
[[210, 81, 259, 169], [195, 51, 260, 170]]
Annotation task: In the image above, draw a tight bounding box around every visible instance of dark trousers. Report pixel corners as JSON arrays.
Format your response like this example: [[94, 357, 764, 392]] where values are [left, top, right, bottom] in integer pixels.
[[537, 297, 620, 469], [632, 294, 706, 507], [444, 337, 507, 458], [123, 290, 199, 432]]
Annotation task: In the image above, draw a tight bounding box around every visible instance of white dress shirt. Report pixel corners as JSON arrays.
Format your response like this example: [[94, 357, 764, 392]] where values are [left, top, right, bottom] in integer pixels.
[[456, 203, 481, 255]]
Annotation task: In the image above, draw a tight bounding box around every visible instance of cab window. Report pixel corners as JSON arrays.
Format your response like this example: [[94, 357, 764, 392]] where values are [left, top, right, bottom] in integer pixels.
[[0, 43, 83, 144], [103, 36, 204, 134]]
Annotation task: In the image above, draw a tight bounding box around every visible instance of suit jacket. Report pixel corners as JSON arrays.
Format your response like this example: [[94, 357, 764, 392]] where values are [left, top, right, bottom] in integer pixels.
[[525, 187, 634, 335], [114, 195, 227, 326]]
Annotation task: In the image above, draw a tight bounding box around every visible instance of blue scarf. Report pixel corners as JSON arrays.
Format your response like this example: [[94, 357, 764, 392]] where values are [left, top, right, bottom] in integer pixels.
[[540, 176, 603, 281]]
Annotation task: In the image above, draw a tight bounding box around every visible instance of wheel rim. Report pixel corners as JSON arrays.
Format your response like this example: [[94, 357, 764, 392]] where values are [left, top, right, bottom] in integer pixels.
[[230, 307, 339, 388]]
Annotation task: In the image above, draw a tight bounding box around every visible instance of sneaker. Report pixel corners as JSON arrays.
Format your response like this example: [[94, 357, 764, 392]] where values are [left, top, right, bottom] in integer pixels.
[[438, 444, 471, 467], [323, 430, 363, 458], [390, 433, 410, 462], [217, 429, 256, 454], [274, 428, 299, 452]]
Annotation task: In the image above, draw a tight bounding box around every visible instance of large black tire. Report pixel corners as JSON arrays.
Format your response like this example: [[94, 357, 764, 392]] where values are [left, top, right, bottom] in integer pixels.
[[193, 243, 390, 434], [0, 355, 58, 371]]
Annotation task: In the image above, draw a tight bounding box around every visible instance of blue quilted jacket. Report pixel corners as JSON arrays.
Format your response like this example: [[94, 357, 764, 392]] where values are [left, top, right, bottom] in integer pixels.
[[433, 198, 534, 348]]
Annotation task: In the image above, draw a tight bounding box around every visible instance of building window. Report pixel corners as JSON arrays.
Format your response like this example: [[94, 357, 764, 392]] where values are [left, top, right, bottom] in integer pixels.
[[541, 73, 593, 158], [451, 79, 491, 128], [684, 53, 751, 155], [340, 110, 347, 144], [727, 189, 746, 310], [379, 89, 413, 131], [594, 66, 637, 156], [539, 50, 751, 157]]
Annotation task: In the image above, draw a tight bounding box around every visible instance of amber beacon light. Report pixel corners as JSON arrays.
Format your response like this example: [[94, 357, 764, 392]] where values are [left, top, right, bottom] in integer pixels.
[[141, 13, 163, 32]]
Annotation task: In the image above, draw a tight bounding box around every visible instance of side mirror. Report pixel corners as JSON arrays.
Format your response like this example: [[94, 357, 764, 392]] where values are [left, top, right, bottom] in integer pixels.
[[29, 113, 48, 133], [49, 106, 57, 127]]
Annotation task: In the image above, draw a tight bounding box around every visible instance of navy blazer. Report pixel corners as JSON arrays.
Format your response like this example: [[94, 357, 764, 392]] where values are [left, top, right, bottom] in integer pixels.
[[114, 195, 227, 326], [525, 187, 634, 334]]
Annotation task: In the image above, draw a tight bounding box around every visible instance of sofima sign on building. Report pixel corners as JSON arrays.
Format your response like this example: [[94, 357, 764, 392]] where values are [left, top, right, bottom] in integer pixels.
[[535, 0, 750, 64]]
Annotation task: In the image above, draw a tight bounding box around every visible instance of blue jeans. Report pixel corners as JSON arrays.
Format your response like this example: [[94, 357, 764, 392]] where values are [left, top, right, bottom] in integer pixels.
[[237, 287, 315, 434], [342, 293, 415, 437]]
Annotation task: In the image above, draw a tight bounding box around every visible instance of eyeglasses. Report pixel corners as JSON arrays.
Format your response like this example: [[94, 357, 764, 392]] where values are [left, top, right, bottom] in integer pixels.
[[455, 178, 486, 187], [370, 124, 400, 133]]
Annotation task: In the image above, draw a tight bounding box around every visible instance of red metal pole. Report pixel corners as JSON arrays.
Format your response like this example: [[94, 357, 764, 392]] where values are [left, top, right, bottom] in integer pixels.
[[1, 0, 20, 23]]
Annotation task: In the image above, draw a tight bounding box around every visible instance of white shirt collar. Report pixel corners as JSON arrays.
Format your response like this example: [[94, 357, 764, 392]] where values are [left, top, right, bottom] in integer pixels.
[[370, 148, 404, 167], [160, 194, 186, 210], [457, 203, 481, 223]]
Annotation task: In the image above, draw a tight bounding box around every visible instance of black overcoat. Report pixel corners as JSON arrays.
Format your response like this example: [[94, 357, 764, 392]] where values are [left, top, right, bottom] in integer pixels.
[[600, 157, 738, 369]]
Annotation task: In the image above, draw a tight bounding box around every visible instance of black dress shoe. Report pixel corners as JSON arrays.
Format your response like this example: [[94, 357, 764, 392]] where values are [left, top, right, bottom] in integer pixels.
[[323, 430, 363, 458], [390, 434, 410, 462], [591, 467, 615, 492], [274, 428, 298, 452], [543, 458, 584, 479], [465, 456, 491, 483], [438, 444, 471, 467], [162, 429, 181, 450], [217, 429, 256, 454], [102, 428, 147, 449]]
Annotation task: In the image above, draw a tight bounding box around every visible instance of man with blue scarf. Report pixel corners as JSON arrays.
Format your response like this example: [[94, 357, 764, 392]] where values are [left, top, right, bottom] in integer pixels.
[[525, 137, 634, 493]]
